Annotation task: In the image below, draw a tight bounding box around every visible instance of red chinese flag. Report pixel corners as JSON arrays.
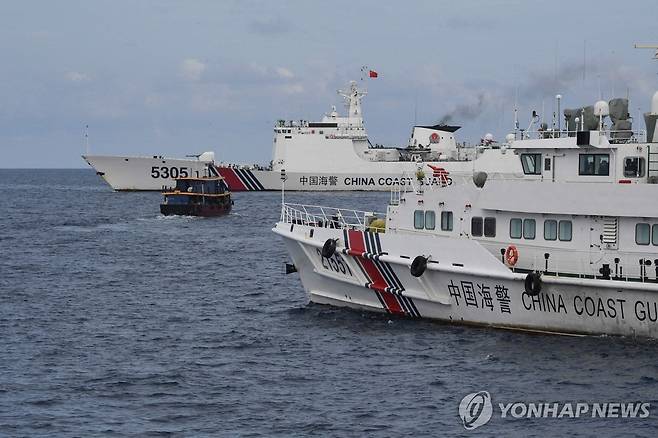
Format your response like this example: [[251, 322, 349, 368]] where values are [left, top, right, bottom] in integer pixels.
[[369, 70, 378, 78]]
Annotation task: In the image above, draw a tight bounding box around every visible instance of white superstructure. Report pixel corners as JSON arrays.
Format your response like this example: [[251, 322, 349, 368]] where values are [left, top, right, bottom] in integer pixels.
[[217, 80, 527, 191]]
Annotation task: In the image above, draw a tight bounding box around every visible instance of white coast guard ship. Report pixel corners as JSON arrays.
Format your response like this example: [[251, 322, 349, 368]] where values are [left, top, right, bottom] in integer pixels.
[[274, 91, 658, 339], [83, 152, 218, 191], [81, 81, 521, 192], [218, 81, 522, 191]]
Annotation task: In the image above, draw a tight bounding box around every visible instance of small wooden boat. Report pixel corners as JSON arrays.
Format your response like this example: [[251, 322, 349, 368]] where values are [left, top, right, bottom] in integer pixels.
[[160, 175, 232, 217]]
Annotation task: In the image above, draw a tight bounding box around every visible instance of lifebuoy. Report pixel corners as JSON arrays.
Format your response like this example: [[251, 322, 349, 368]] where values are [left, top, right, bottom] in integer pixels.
[[504, 245, 519, 266], [321, 238, 337, 258], [524, 272, 542, 296], [410, 255, 428, 277]]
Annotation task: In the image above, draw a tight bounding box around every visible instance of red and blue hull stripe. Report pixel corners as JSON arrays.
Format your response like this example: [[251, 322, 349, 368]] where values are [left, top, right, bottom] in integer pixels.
[[216, 166, 265, 191], [343, 230, 420, 317]]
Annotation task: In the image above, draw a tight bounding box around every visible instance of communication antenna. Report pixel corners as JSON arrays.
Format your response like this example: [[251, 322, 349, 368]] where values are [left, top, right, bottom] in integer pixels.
[[84, 124, 90, 155], [360, 65, 368, 82], [280, 168, 287, 212], [513, 86, 519, 137], [414, 89, 418, 126], [556, 94, 562, 133]]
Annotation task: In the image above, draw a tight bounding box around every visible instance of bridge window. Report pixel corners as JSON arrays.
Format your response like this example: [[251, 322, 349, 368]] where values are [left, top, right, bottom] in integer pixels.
[[558, 220, 572, 241], [520, 154, 542, 175], [636, 223, 650, 245], [523, 219, 536, 239], [623, 157, 645, 178], [544, 220, 557, 240], [425, 211, 436, 230], [414, 210, 424, 229], [484, 217, 496, 237], [579, 154, 609, 176], [441, 211, 453, 231], [510, 218, 522, 239], [471, 217, 483, 237], [653, 225, 658, 246]]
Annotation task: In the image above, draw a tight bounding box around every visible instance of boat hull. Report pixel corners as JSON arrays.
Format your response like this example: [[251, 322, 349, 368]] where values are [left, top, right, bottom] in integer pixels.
[[274, 222, 658, 339], [160, 203, 232, 217]]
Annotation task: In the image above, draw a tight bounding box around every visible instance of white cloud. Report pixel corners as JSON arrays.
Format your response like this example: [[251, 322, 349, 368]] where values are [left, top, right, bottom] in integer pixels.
[[275, 67, 294, 79], [180, 58, 206, 81], [65, 71, 90, 82]]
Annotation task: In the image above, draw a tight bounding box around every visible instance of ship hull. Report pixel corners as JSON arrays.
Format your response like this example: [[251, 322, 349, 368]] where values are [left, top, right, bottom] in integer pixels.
[[274, 222, 658, 339], [84, 149, 522, 192], [218, 161, 520, 192], [83, 155, 214, 191]]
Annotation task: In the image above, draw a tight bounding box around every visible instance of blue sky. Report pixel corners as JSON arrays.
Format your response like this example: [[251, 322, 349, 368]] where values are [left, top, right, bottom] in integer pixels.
[[1, 0, 657, 168]]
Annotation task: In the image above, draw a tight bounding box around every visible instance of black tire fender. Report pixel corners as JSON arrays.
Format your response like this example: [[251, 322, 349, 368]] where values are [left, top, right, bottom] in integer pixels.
[[321, 239, 337, 258], [524, 272, 542, 296], [410, 255, 428, 278]]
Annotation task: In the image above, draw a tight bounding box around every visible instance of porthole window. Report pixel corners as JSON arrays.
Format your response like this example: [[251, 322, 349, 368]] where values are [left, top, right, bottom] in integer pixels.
[[510, 218, 522, 239], [558, 220, 572, 241], [425, 211, 436, 230], [523, 219, 536, 240], [441, 211, 453, 231], [636, 223, 650, 245], [484, 217, 496, 237], [414, 210, 425, 229], [544, 220, 557, 241], [471, 217, 483, 237]]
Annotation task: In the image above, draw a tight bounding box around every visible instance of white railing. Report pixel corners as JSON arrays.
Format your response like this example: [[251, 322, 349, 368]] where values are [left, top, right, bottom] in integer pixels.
[[281, 203, 385, 231], [514, 129, 646, 144]]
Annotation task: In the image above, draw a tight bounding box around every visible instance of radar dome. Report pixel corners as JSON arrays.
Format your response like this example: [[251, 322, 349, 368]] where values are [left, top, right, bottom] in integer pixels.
[[652, 91, 658, 115], [594, 100, 609, 117], [505, 133, 515, 143], [199, 151, 215, 162], [484, 133, 494, 142]]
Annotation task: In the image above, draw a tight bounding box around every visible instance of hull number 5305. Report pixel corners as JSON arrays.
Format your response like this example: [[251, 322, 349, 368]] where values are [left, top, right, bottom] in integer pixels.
[[151, 166, 189, 179]]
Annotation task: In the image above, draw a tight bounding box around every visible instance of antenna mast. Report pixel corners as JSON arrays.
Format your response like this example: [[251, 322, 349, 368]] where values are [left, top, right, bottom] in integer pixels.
[[84, 124, 90, 155], [513, 86, 519, 138]]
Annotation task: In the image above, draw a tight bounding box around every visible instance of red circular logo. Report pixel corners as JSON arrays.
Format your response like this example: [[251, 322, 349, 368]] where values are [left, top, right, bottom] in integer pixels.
[[430, 133, 440, 143]]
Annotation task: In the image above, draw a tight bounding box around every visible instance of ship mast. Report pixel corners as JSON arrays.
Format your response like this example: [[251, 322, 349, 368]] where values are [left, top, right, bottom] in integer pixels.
[[338, 81, 366, 127]]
